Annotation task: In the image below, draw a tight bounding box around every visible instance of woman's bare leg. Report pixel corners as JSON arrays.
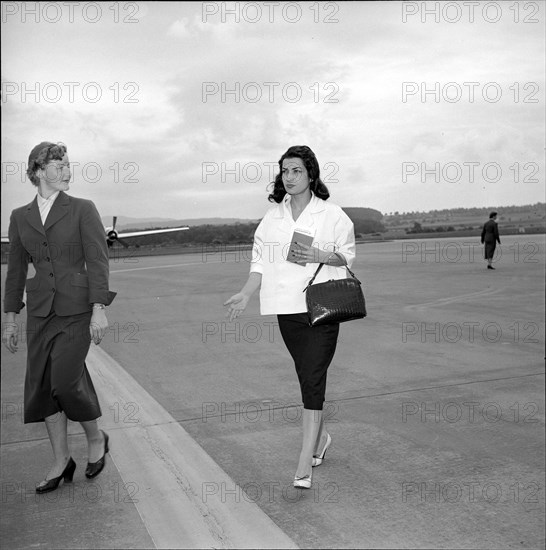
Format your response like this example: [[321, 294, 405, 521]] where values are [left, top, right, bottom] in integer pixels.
[[41, 411, 70, 481], [296, 408, 322, 478], [80, 419, 105, 463]]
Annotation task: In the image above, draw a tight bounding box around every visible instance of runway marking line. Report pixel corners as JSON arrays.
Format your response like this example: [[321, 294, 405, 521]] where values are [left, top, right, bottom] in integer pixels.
[[110, 260, 225, 274], [86, 345, 298, 550], [404, 287, 503, 310]]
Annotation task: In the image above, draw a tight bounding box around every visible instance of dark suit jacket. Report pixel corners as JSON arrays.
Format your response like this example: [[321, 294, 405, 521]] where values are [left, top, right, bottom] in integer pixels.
[[480, 219, 501, 245], [4, 191, 116, 317]]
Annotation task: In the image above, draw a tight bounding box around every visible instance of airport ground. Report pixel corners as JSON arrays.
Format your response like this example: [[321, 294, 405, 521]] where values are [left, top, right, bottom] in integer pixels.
[[1, 235, 544, 549]]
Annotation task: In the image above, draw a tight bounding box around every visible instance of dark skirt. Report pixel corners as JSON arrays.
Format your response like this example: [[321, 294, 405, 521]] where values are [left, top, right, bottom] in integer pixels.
[[484, 241, 497, 260], [277, 313, 340, 410], [24, 311, 101, 423]]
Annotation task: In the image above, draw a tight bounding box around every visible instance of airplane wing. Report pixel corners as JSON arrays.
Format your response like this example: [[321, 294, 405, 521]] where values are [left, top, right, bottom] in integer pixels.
[[117, 227, 189, 238], [0, 226, 190, 245]]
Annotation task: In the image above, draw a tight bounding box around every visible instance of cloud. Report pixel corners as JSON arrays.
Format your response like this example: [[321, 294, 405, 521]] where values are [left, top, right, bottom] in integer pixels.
[[168, 17, 192, 38]]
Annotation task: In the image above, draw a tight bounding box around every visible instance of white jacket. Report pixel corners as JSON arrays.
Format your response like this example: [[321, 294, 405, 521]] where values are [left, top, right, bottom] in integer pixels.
[[250, 193, 355, 315]]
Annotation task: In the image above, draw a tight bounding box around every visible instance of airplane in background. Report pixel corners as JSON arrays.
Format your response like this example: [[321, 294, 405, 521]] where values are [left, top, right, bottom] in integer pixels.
[[0, 216, 190, 246], [103, 217, 189, 248]]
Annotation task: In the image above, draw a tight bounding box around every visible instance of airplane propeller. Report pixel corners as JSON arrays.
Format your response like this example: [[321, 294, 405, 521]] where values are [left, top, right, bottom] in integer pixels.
[[106, 216, 129, 248]]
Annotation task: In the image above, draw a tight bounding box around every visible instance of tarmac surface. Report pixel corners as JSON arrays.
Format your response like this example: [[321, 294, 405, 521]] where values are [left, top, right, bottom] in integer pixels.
[[1, 235, 545, 549]]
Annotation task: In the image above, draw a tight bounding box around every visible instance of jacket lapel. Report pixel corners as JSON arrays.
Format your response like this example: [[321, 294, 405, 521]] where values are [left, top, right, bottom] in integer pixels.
[[25, 197, 46, 236], [44, 191, 70, 231]]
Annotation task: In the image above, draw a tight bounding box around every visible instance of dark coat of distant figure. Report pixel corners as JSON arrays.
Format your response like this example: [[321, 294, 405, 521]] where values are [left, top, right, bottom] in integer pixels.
[[481, 218, 501, 261]]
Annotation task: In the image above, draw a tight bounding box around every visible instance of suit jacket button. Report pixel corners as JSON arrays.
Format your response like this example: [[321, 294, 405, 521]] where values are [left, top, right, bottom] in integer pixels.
[[51, 288, 56, 292], [49, 273, 54, 277]]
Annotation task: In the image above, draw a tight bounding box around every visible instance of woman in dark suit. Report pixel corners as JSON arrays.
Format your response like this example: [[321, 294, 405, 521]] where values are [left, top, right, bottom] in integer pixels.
[[225, 145, 355, 489], [2, 142, 116, 493], [481, 211, 501, 269]]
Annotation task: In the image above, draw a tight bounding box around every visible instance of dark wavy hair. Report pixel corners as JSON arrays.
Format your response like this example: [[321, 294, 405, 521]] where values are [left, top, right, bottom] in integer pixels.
[[267, 145, 330, 203], [27, 142, 67, 186]]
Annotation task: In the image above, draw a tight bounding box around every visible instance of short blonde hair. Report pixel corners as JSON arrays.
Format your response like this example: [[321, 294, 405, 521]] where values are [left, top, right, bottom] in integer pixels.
[[27, 142, 67, 186]]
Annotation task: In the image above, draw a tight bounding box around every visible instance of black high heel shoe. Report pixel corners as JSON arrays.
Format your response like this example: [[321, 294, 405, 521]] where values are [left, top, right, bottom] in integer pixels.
[[85, 430, 109, 479], [36, 457, 76, 494]]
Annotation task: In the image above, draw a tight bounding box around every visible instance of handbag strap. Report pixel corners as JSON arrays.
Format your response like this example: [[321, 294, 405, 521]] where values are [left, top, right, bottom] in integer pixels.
[[302, 253, 361, 292]]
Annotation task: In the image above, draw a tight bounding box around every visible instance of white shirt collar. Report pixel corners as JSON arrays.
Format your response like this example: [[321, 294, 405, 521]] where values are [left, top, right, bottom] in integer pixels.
[[277, 192, 326, 219], [37, 190, 60, 206], [282, 192, 323, 213]]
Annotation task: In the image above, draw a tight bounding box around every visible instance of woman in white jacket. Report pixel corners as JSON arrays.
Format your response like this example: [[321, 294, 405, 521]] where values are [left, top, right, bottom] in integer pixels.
[[225, 145, 355, 489]]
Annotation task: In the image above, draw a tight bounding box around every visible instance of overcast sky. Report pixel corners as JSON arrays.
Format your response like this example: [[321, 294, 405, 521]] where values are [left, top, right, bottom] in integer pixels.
[[1, 1, 544, 231]]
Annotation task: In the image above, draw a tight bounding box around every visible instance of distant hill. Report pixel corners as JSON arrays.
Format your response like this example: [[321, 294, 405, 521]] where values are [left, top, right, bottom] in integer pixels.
[[102, 208, 384, 231], [101, 208, 386, 235], [382, 202, 545, 237], [342, 207, 383, 222], [383, 202, 545, 228], [101, 215, 258, 229], [341, 207, 385, 235]]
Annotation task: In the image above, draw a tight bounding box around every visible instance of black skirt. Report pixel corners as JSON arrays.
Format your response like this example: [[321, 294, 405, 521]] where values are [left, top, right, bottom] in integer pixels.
[[24, 311, 101, 423], [484, 241, 497, 260], [277, 313, 340, 410]]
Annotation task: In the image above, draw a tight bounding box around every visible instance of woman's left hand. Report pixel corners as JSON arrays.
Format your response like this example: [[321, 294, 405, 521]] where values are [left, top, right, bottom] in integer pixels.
[[90, 309, 109, 345], [291, 243, 330, 264]]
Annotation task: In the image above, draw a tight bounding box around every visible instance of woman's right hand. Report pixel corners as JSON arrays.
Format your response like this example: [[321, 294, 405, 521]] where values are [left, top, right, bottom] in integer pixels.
[[223, 293, 249, 322], [2, 322, 19, 353]]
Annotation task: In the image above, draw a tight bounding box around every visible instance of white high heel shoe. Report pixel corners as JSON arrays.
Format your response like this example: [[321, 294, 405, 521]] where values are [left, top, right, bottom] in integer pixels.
[[293, 471, 312, 489], [312, 433, 332, 467]]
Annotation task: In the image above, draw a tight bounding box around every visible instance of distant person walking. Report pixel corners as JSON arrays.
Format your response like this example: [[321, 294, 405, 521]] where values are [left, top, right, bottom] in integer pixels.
[[481, 211, 501, 269], [2, 142, 116, 493], [224, 145, 355, 489]]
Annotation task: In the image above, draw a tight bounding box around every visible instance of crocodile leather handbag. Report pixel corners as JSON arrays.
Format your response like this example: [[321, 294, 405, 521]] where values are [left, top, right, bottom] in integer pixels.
[[303, 261, 367, 326]]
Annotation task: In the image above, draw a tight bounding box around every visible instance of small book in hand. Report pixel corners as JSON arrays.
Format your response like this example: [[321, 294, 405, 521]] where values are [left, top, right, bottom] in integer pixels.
[[287, 229, 315, 265]]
